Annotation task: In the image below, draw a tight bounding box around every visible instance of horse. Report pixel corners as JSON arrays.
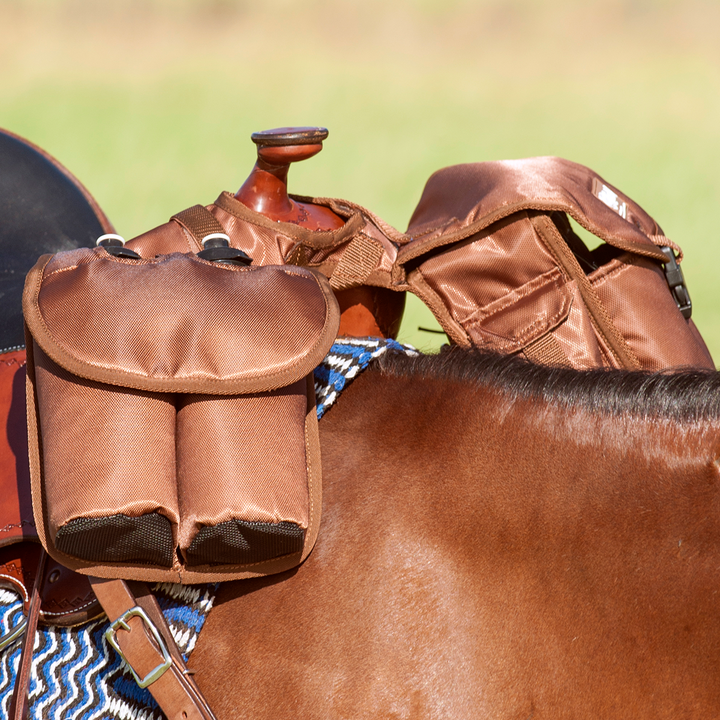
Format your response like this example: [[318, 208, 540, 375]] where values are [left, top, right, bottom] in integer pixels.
[[190, 347, 720, 719], [3, 125, 720, 718]]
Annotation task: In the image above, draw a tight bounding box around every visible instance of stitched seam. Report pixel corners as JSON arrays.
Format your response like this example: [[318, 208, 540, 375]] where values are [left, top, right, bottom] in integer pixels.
[[466, 306, 569, 348], [469, 271, 565, 323], [41, 598, 98, 617], [0, 520, 36, 533], [399, 203, 667, 264], [0, 355, 26, 367]]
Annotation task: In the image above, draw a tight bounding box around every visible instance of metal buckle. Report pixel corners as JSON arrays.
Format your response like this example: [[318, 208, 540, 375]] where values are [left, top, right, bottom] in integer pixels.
[[0, 612, 27, 651], [105, 606, 172, 688], [659, 246, 692, 320]]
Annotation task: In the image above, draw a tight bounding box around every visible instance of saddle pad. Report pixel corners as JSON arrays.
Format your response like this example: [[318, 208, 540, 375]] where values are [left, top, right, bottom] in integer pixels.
[[0, 338, 418, 720]]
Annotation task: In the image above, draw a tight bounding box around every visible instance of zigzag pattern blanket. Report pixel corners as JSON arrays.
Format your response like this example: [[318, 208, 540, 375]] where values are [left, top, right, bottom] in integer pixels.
[[0, 337, 417, 720]]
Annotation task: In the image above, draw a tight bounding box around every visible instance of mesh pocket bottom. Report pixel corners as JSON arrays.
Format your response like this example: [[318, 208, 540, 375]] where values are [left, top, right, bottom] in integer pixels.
[[185, 520, 305, 566], [55, 513, 175, 567]]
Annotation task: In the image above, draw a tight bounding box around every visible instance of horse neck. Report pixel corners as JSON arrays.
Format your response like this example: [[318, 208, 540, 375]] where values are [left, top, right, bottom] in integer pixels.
[[320, 367, 720, 555]]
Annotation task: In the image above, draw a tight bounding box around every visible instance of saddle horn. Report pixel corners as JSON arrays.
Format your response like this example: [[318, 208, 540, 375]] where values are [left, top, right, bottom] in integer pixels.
[[235, 126, 406, 339], [235, 126, 345, 231]]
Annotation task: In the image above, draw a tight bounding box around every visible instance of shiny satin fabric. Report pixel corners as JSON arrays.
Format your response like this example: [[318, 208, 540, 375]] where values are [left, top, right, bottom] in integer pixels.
[[23, 251, 340, 583], [401, 158, 714, 370], [403, 157, 668, 263]]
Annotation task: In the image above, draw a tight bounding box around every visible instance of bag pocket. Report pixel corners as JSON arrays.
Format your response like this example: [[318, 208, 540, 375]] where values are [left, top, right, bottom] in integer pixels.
[[24, 250, 339, 583]]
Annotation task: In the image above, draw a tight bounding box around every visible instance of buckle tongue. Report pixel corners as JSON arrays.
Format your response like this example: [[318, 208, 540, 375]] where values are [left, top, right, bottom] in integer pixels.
[[105, 606, 172, 688]]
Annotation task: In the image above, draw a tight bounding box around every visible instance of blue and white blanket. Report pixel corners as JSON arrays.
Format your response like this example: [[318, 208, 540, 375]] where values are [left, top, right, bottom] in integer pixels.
[[0, 337, 417, 720]]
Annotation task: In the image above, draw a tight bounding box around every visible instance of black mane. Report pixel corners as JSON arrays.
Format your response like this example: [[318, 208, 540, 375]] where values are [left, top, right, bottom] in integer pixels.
[[379, 346, 720, 423]]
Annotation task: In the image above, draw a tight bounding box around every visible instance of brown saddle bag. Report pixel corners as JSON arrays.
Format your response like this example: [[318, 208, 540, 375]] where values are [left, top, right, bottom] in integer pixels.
[[395, 156, 714, 370], [141, 155, 713, 371], [22, 247, 339, 584]]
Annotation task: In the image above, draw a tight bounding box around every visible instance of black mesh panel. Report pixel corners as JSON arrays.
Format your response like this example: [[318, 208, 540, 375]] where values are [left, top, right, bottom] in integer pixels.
[[55, 513, 174, 567], [186, 520, 305, 566]]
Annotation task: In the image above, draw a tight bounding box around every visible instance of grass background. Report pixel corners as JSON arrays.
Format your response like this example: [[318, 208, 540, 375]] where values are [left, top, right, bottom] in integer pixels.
[[1, 0, 719, 357]]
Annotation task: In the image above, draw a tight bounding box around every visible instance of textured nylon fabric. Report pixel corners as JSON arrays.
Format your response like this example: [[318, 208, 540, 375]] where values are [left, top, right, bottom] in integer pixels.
[[590, 255, 714, 369], [550, 281, 609, 369], [413, 214, 558, 319], [30, 349, 317, 582], [412, 214, 571, 352], [33, 345, 179, 543], [176, 380, 310, 554], [30, 251, 333, 390]]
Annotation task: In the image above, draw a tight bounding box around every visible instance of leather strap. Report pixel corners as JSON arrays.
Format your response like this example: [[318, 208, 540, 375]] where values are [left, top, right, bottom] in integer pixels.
[[88, 577, 216, 720], [8, 548, 46, 720]]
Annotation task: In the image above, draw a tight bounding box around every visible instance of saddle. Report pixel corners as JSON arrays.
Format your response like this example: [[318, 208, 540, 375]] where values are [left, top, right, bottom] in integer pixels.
[[1, 125, 714, 719]]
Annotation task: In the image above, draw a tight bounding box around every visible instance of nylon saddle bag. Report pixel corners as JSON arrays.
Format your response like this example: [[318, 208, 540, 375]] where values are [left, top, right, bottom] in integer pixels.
[[161, 156, 713, 371], [22, 247, 339, 583], [396, 157, 714, 370]]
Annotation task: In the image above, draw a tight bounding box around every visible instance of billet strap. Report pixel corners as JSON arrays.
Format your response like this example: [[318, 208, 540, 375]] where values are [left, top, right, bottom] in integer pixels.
[[88, 576, 217, 720], [8, 548, 46, 720], [172, 205, 225, 246]]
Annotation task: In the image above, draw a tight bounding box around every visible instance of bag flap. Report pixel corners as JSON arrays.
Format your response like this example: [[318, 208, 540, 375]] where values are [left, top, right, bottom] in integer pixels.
[[23, 248, 340, 394], [401, 157, 669, 265]]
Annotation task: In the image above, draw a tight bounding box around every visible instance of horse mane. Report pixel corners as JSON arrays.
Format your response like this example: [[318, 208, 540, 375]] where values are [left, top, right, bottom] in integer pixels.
[[378, 345, 720, 423]]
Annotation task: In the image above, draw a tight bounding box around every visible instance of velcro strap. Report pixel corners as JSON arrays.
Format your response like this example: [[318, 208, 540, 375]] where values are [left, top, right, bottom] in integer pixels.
[[329, 233, 384, 291], [172, 205, 226, 245], [522, 332, 572, 368]]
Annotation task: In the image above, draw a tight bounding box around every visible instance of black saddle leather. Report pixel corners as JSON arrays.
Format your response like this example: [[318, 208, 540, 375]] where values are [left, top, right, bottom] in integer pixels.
[[0, 129, 112, 352]]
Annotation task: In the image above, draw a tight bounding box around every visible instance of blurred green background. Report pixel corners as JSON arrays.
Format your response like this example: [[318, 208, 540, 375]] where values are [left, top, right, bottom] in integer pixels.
[[2, 0, 719, 357]]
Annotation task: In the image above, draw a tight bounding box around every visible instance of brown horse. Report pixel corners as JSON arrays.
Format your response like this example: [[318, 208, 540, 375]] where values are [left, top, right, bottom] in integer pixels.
[[191, 347, 720, 719]]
